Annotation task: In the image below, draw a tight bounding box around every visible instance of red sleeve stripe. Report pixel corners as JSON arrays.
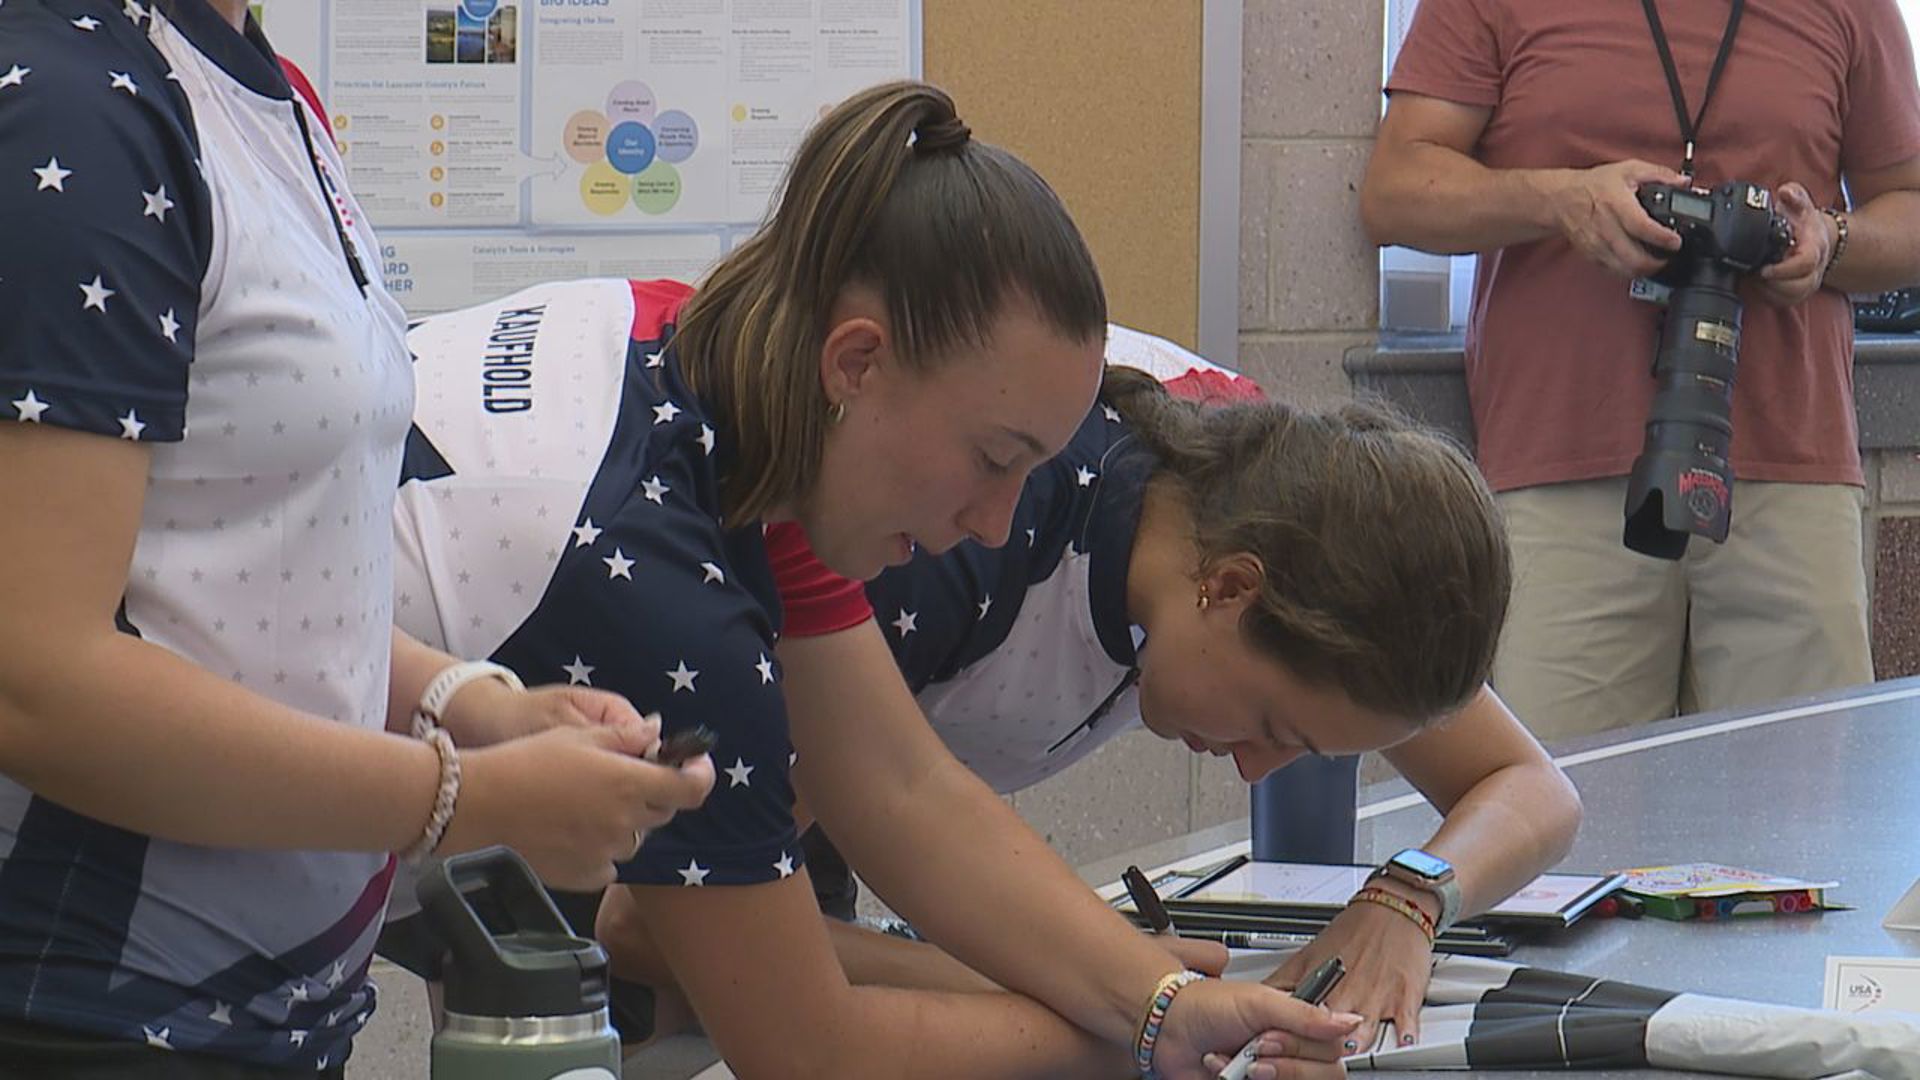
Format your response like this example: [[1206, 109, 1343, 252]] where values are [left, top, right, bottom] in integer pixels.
[[1161, 367, 1267, 404], [763, 523, 874, 637], [628, 278, 698, 343]]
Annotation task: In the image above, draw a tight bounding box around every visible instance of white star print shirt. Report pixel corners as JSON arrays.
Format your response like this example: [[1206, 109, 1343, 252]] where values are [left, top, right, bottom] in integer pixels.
[[394, 278, 804, 890], [0, 1, 411, 1071]]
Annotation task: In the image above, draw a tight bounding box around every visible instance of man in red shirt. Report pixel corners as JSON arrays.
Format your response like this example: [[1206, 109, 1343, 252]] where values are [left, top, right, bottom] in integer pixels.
[[1362, 0, 1920, 739]]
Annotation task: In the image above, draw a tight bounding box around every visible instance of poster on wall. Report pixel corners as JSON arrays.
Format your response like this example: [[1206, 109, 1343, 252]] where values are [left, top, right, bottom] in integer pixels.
[[256, 0, 919, 315]]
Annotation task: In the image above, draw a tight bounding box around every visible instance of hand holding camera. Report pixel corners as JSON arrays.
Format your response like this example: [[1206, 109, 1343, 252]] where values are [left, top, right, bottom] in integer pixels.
[[1755, 181, 1838, 306], [1546, 158, 1689, 279]]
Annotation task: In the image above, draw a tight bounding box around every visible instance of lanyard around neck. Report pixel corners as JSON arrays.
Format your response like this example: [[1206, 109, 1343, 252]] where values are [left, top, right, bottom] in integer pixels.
[[1640, 0, 1746, 181]]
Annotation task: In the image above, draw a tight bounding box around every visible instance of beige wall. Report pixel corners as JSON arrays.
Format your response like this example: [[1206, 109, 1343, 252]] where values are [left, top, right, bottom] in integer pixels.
[[1008, 0, 1384, 870], [1239, 0, 1381, 405], [923, 1, 1204, 348]]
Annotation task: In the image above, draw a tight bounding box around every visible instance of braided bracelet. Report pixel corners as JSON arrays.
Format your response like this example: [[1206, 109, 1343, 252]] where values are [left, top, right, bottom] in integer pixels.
[[401, 726, 461, 864], [1133, 969, 1206, 1077], [1350, 886, 1438, 944]]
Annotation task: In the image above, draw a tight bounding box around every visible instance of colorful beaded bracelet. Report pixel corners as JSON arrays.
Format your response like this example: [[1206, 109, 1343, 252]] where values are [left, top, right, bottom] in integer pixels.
[[1133, 969, 1206, 1077]]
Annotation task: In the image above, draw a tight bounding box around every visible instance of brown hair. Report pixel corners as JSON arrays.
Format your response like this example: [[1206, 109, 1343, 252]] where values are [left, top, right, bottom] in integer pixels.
[[1104, 368, 1510, 724], [672, 80, 1106, 525]]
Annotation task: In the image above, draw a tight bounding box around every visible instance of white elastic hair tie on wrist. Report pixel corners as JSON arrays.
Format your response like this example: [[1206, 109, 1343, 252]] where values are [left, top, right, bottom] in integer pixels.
[[413, 660, 525, 740]]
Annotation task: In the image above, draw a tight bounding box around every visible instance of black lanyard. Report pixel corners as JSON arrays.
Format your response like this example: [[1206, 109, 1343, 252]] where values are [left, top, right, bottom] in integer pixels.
[[1045, 667, 1140, 755], [1641, 0, 1746, 180], [290, 95, 372, 295]]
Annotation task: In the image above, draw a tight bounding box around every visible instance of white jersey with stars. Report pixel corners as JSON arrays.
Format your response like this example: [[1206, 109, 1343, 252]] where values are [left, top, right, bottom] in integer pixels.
[[0, 1, 411, 1070]]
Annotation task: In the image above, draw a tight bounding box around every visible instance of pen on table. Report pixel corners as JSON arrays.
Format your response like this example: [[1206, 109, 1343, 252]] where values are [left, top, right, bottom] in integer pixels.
[[1215, 955, 1346, 1080], [1123, 865, 1178, 937], [1188, 929, 1319, 950]]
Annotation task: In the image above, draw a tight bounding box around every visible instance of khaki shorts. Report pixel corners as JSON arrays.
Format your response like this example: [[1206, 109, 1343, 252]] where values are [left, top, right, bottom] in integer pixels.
[[1492, 478, 1873, 743]]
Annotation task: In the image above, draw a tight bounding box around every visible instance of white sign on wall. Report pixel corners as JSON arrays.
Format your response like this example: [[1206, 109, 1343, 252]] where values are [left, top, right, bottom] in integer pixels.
[[259, 0, 920, 315]]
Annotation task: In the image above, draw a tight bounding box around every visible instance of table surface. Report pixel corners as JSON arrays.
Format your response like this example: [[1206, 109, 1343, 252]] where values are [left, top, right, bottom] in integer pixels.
[[643, 678, 1920, 1079]]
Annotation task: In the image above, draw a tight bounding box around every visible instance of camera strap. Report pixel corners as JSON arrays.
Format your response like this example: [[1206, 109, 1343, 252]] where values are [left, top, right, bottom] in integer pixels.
[[1641, 0, 1746, 180]]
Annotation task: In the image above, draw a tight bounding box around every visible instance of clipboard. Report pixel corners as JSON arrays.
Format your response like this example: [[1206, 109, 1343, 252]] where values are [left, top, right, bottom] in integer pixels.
[[1161, 856, 1624, 930]]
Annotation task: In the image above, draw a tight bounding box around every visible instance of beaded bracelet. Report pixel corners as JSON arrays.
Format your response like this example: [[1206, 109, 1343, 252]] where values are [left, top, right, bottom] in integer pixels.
[[1133, 969, 1206, 1077], [1350, 886, 1438, 944], [1822, 207, 1850, 277]]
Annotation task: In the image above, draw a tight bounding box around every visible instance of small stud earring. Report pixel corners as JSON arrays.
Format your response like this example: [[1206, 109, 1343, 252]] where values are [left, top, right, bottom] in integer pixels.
[[826, 400, 847, 425], [1197, 588, 1211, 611]]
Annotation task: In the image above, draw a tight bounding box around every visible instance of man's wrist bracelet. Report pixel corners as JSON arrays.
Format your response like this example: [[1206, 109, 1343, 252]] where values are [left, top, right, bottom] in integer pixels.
[[1822, 207, 1850, 276]]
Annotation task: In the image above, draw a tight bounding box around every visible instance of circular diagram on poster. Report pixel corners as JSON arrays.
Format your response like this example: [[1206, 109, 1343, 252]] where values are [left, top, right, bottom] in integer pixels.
[[580, 160, 629, 215], [653, 109, 698, 164], [564, 110, 610, 164], [605, 81, 658, 126], [558, 83, 705, 215], [604, 121, 657, 175], [631, 160, 682, 214]]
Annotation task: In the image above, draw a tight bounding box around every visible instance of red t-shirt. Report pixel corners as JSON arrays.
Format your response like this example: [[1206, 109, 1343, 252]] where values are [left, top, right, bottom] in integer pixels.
[[1388, 0, 1920, 492]]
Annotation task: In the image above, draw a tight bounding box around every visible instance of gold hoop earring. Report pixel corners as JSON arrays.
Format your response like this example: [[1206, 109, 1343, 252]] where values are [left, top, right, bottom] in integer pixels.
[[827, 400, 847, 425]]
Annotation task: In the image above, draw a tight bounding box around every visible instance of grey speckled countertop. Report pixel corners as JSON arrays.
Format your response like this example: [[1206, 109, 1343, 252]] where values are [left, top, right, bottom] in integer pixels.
[[1083, 678, 1920, 1080], [1345, 331, 1920, 453]]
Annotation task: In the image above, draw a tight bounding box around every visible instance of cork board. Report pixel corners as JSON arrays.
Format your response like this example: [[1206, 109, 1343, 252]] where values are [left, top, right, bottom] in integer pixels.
[[923, 1, 1204, 350]]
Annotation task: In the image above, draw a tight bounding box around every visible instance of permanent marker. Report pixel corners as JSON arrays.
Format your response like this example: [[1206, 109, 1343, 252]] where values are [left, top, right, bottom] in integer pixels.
[[1122, 865, 1178, 936], [1216, 956, 1346, 1080]]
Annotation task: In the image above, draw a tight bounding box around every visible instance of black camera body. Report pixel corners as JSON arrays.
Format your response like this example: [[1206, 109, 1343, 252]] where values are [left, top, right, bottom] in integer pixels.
[[1622, 180, 1793, 559], [1636, 181, 1795, 280]]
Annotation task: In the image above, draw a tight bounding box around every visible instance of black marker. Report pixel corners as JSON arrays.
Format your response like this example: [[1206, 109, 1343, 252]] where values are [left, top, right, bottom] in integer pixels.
[[1216, 956, 1346, 1080], [1123, 865, 1177, 937]]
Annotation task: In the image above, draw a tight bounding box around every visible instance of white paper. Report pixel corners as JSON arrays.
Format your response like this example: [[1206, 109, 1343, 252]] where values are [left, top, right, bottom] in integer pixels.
[[280, 1, 914, 316], [1883, 877, 1920, 931], [327, 0, 527, 227], [379, 232, 725, 315], [527, 0, 912, 227], [1823, 955, 1920, 1014]]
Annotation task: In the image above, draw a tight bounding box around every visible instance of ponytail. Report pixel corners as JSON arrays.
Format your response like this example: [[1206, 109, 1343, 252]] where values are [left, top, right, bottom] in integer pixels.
[[673, 80, 1105, 525]]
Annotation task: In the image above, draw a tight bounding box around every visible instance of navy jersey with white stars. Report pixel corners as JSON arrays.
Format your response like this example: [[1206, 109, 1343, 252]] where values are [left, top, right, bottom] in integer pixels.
[[0, 0, 413, 1071], [858, 328, 1264, 793], [395, 278, 807, 891]]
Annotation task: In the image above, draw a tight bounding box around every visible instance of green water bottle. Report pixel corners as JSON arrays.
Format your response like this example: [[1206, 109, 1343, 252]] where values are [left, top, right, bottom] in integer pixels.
[[419, 847, 623, 1080]]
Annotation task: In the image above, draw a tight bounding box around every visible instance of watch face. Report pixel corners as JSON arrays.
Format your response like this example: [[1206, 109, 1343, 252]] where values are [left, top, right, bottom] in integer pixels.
[[1392, 849, 1453, 881]]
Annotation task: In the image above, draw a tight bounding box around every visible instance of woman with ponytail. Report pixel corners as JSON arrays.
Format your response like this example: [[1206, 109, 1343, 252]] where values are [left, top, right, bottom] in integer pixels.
[[390, 84, 1356, 1078], [600, 328, 1583, 1063]]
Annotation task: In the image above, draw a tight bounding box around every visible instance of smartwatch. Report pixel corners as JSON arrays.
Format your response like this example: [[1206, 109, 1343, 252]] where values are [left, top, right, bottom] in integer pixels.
[[1371, 848, 1462, 934]]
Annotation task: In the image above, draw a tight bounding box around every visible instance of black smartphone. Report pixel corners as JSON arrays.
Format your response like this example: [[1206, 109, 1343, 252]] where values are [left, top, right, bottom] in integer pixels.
[[653, 724, 717, 766]]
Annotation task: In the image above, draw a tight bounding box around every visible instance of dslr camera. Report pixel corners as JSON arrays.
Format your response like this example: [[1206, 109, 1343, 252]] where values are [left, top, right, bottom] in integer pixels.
[[1622, 180, 1793, 559]]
